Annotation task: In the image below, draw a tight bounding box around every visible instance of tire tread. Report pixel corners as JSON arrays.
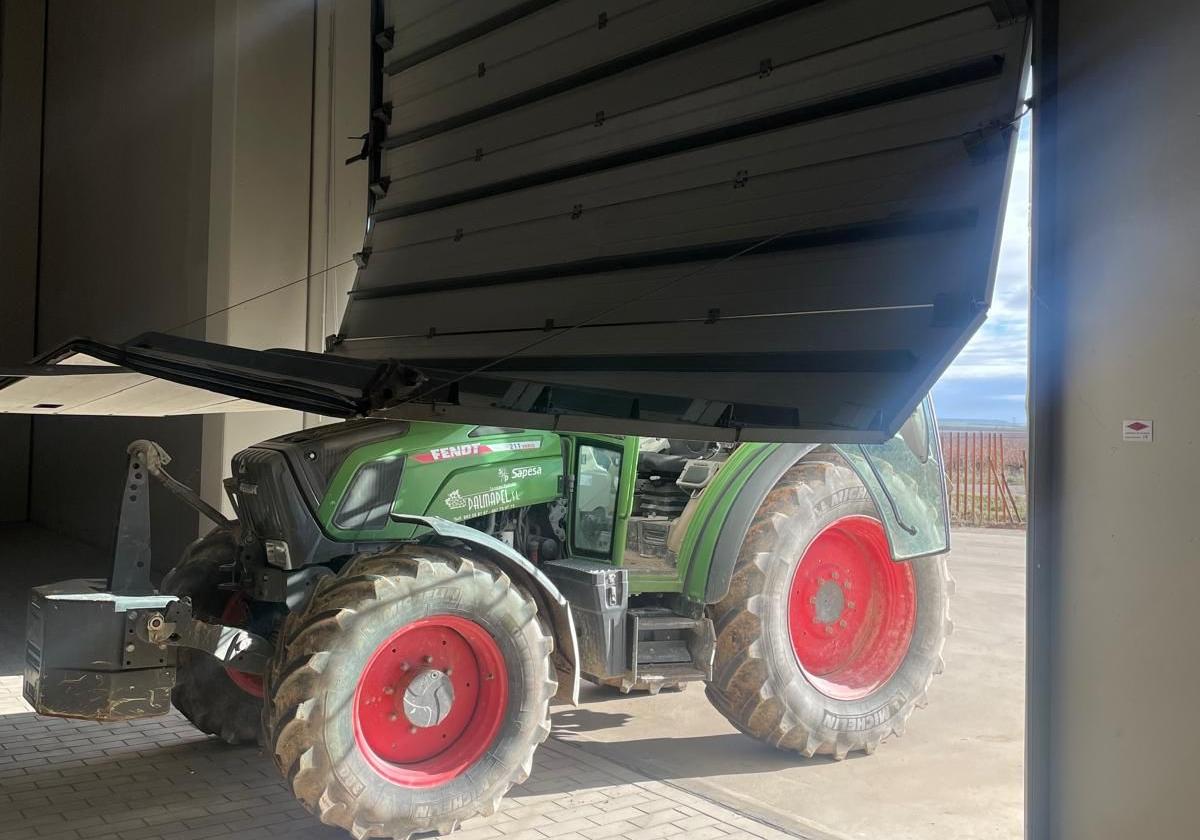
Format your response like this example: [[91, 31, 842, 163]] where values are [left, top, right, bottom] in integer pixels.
[[705, 459, 952, 758]]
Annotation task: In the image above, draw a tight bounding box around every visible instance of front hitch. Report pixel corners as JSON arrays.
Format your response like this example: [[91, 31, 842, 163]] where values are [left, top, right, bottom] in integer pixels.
[[146, 597, 272, 674], [129, 439, 232, 530], [22, 441, 272, 722]]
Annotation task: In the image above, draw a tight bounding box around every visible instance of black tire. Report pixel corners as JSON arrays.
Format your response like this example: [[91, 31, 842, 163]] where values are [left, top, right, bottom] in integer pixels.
[[160, 527, 264, 745], [264, 544, 556, 839], [705, 458, 953, 759]]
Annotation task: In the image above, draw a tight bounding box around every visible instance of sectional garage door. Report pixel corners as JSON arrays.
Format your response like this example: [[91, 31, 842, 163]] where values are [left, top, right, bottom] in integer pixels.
[[336, 0, 1030, 442]]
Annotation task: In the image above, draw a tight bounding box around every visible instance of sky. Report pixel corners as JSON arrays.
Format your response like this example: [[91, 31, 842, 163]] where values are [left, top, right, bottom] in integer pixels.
[[930, 118, 1031, 424]]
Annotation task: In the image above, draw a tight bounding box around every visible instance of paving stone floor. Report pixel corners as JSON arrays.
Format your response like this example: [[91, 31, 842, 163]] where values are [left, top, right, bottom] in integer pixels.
[[0, 676, 801, 840]]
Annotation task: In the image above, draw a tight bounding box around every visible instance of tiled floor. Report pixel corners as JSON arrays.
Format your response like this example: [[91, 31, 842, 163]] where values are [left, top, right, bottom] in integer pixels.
[[0, 524, 801, 840]]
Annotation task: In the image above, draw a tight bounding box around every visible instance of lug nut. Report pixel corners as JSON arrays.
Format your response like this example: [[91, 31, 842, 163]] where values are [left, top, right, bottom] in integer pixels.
[[825, 625, 835, 634], [847, 601, 856, 610], [382, 686, 394, 695], [400, 662, 410, 672], [808, 596, 817, 605], [423, 655, 433, 664], [388, 712, 398, 721], [410, 726, 418, 734], [831, 571, 839, 580], [445, 668, 453, 677], [839, 619, 848, 628]]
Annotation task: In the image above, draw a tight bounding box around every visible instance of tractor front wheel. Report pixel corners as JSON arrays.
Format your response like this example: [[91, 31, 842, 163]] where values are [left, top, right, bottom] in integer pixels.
[[264, 544, 555, 839], [705, 458, 952, 759]]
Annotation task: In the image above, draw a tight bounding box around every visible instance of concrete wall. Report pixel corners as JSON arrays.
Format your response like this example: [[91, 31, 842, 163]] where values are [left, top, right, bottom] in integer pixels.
[[27, 0, 215, 568], [199, 0, 316, 520], [1032, 2, 1200, 838], [199, 0, 368, 521], [0, 0, 44, 521], [0, 0, 368, 568]]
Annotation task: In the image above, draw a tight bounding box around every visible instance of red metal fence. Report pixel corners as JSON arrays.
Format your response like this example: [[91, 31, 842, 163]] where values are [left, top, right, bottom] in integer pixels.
[[940, 431, 1027, 527]]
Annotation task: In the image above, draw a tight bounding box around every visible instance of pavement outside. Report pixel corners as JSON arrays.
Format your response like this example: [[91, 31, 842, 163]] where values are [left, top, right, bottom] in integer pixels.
[[553, 529, 1027, 840], [0, 524, 1024, 840]]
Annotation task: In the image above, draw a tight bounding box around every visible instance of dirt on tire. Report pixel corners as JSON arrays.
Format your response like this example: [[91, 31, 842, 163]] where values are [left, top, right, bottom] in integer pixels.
[[263, 543, 556, 840], [704, 457, 952, 759]]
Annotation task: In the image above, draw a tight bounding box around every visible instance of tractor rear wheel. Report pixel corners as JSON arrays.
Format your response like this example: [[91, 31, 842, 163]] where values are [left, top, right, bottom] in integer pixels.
[[705, 458, 952, 759], [264, 544, 555, 839], [161, 527, 264, 745]]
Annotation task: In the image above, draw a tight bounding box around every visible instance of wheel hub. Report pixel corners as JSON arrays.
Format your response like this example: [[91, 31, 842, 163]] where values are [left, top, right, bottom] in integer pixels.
[[352, 615, 508, 788], [402, 669, 455, 728], [786, 515, 916, 700], [813, 579, 845, 624]]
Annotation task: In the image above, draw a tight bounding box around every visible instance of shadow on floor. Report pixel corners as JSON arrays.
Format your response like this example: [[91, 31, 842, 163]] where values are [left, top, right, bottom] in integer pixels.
[[0, 710, 346, 839], [555, 730, 861, 780], [551, 706, 635, 734], [0, 703, 684, 840]]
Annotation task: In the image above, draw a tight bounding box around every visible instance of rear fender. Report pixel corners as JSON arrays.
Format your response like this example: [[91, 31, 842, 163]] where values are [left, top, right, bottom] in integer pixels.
[[698, 399, 949, 603], [391, 514, 580, 705], [695, 443, 819, 604]]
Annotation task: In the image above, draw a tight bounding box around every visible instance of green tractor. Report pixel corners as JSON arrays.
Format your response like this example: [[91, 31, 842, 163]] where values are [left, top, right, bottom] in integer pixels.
[[25, 401, 950, 838]]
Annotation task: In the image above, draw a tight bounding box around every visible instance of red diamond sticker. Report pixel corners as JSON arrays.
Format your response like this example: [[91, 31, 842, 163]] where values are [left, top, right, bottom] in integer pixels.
[[1123, 420, 1153, 442]]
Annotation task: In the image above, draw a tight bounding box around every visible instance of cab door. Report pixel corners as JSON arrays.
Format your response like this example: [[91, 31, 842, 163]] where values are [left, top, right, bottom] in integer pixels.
[[565, 436, 638, 563]]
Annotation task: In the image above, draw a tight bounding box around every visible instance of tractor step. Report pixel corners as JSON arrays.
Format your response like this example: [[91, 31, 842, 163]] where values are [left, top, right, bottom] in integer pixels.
[[609, 607, 714, 693]]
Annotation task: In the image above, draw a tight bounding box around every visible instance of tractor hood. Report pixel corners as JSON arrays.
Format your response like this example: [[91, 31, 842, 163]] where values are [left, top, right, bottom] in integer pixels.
[[1, 2, 1029, 443]]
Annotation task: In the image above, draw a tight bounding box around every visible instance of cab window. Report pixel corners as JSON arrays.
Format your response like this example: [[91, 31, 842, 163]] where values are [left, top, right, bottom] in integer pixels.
[[573, 443, 622, 556]]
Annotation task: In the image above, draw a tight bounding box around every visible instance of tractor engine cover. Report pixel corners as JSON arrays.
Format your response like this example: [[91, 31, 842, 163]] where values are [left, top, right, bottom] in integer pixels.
[[24, 579, 177, 721]]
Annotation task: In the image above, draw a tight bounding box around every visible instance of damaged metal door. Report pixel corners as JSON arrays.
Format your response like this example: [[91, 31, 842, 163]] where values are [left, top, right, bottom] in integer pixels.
[[336, 0, 1030, 442]]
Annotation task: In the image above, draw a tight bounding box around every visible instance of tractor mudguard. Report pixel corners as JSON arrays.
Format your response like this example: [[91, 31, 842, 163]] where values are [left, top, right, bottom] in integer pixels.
[[391, 514, 581, 705], [701, 399, 950, 604], [701, 443, 820, 604]]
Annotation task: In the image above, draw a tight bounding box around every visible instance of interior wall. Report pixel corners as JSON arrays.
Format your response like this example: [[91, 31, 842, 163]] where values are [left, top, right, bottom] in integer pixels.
[[1033, 2, 1200, 837], [198, 0, 369, 519], [28, 0, 216, 570], [0, 0, 45, 521], [8, 0, 369, 565], [199, 0, 315, 518], [307, 0, 370, 352]]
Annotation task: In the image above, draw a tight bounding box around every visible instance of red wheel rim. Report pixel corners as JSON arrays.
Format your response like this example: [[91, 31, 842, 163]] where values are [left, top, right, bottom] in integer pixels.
[[787, 516, 915, 700], [220, 593, 264, 698], [352, 615, 508, 788]]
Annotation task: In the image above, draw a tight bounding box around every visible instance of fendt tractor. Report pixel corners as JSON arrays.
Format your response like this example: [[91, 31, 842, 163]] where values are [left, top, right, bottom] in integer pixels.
[[25, 408, 950, 840], [4, 1, 1029, 838]]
